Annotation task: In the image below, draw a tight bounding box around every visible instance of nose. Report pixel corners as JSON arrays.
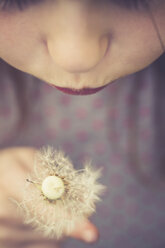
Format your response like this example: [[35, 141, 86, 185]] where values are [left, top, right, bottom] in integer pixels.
[[47, 29, 109, 73]]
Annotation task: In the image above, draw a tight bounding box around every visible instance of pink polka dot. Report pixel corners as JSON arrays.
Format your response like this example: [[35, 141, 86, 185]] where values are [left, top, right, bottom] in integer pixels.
[[114, 236, 132, 248], [108, 132, 119, 142], [143, 230, 160, 244], [60, 118, 71, 130], [108, 108, 118, 120], [34, 135, 45, 145], [112, 194, 125, 209], [92, 98, 104, 108], [141, 152, 151, 164], [125, 184, 140, 198], [60, 95, 71, 105], [109, 154, 122, 166], [123, 118, 133, 129], [98, 204, 110, 218], [76, 130, 89, 142], [109, 172, 124, 187], [77, 152, 90, 163], [125, 95, 135, 105], [94, 143, 106, 155], [32, 113, 42, 123], [0, 107, 11, 117], [62, 142, 74, 153], [45, 106, 56, 116], [75, 108, 87, 119], [125, 202, 139, 217], [140, 106, 150, 118], [0, 129, 11, 142], [140, 129, 151, 140], [140, 209, 156, 226], [46, 128, 56, 139], [141, 193, 155, 206], [128, 224, 142, 236], [101, 225, 113, 239], [92, 120, 104, 130], [139, 209, 157, 229], [111, 213, 126, 229]]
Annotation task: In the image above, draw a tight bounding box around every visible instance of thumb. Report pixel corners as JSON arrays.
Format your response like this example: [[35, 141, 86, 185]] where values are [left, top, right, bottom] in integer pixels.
[[69, 219, 99, 243]]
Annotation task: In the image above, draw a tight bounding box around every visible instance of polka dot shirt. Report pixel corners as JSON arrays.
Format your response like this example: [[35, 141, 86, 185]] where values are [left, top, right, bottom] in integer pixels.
[[0, 58, 165, 248]]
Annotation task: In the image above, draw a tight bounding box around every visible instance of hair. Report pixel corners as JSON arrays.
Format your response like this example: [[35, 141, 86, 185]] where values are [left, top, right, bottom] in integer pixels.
[[130, 55, 165, 188], [109, 0, 157, 10]]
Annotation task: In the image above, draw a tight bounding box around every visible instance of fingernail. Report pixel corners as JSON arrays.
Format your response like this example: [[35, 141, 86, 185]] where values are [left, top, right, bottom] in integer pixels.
[[83, 230, 97, 242]]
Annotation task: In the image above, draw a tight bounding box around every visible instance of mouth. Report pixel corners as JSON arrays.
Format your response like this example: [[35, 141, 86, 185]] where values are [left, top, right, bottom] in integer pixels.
[[49, 84, 107, 95]]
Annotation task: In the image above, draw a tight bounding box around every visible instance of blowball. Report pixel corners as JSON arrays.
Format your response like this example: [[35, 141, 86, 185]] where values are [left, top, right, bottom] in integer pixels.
[[20, 146, 105, 239]]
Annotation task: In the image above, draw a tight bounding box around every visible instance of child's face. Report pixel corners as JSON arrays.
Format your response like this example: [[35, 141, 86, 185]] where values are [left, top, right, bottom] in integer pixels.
[[0, 0, 165, 94]]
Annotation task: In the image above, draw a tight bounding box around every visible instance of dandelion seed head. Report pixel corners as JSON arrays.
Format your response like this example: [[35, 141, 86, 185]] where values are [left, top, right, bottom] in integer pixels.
[[19, 146, 106, 239], [41, 175, 65, 200]]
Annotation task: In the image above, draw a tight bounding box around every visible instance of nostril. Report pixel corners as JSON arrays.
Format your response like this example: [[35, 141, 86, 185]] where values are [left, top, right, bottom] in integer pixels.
[[100, 33, 111, 59]]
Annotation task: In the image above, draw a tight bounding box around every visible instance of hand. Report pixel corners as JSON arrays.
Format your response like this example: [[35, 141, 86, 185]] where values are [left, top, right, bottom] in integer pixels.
[[0, 147, 99, 248]]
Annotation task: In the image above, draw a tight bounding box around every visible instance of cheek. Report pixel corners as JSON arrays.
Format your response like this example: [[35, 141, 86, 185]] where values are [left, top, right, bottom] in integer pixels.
[[115, 15, 163, 70], [0, 13, 41, 70], [102, 16, 164, 83], [128, 31, 162, 66]]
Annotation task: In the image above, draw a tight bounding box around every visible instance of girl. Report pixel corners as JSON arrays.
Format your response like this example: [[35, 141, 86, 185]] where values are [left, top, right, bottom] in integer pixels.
[[0, 0, 165, 247]]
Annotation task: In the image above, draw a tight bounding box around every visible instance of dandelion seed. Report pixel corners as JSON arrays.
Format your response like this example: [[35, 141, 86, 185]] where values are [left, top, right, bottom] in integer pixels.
[[19, 146, 106, 239]]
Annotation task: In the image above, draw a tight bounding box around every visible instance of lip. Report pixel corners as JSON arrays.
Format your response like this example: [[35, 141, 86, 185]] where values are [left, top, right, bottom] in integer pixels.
[[49, 84, 107, 95]]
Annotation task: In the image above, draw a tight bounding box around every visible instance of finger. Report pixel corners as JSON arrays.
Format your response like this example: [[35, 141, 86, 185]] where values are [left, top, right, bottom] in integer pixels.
[[69, 219, 99, 243], [0, 217, 58, 247], [24, 243, 60, 248]]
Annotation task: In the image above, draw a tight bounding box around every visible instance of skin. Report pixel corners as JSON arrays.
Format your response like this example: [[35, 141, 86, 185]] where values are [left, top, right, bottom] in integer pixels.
[[0, 0, 165, 90], [0, 0, 165, 247]]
